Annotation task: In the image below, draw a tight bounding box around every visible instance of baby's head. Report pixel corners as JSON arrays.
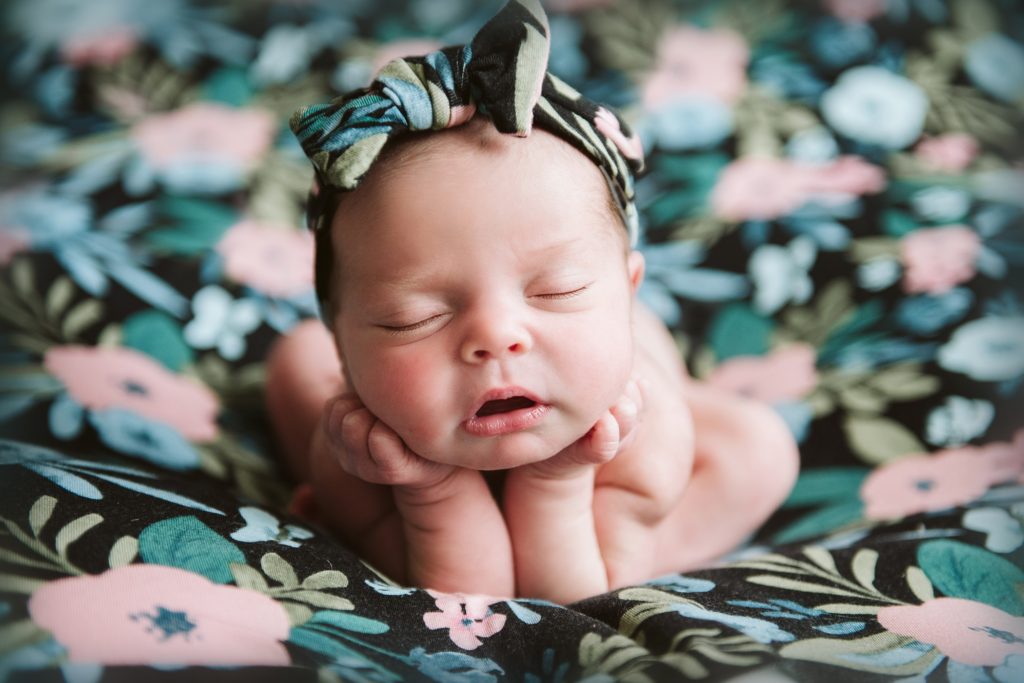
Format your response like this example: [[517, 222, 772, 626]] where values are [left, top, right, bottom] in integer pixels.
[[290, 0, 646, 468]]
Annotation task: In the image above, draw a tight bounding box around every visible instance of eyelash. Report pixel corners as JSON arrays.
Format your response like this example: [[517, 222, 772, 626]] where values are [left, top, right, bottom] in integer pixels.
[[535, 285, 589, 300], [379, 285, 590, 334], [380, 314, 446, 335]]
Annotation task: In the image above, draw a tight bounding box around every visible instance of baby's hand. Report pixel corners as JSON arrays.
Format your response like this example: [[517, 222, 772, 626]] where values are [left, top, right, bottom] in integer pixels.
[[522, 378, 644, 481], [324, 394, 455, 491]]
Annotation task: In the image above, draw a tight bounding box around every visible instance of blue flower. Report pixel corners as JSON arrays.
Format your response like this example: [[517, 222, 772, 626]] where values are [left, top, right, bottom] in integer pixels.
[[183, 285, 262, 360], [639, 96, 734, 152], [811, 18, 876, 68], [230, 506, 313, 548], [938, 316, 1024, 381], [752, 55, 827, 102], [821, 66, 928, 149], [964, 33, 1024, 103], [88, 408, 200, 470], [894, 288, 975, 334]]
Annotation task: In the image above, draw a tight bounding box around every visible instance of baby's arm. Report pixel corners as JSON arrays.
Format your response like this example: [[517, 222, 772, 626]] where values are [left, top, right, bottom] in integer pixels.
[[319, 396, 515, 596], [502, 383, 642, 603]]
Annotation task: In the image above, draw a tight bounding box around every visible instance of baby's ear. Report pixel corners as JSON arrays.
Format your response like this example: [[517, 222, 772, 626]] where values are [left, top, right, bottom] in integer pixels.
[[627, 250, 645, 295]]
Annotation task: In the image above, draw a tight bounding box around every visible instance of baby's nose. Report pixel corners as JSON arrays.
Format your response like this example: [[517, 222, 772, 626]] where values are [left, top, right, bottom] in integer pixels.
[[460, 314, 531, 363]]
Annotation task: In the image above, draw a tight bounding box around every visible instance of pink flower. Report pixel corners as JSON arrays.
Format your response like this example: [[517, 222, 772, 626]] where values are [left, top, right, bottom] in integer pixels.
[[423, 590, 506, 650], [706, 344, 818, 403], [0, 229, 29, 265], [132, 103, 276, 172], [216, 221, 314, 298], [594, 107, 644, 162], [901, 226, 981, 294], [710, 156, 886, 221], [29, 564, 291, 665], [44, 345, 219, 442], [915, 134, 979, 172], [878, 598, 1024, 667], [824, 0, 888, 23], [61, 27, 138, 67], [860, 435, 1024, 520], [641, 25, 749, 109]]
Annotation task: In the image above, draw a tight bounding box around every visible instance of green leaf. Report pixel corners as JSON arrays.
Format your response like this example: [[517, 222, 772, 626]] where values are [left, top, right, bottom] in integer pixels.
[[745, 575, 867, 599], [203, 67, 253, 106], [61, 300, 103, 340], [0, 619, 48, 656], [781, 633, 941, 675], [122, 310, 193, 371], [783, 468, 869, 507], [842, 415, 926, 465], [837, 385, 888, 413], [230, 562, 269, 592], [814, 603, 880, 615], [803, 546, 838, 574], [281, 590, 354, 611], [138, 516, 245, 584], [867, 367, 940, 401], [882, 210, 919, 238], [45, 277, 74, 320], [773, 500, 865, 544], [905, 566, 934, 603], [148, 197, 237, 255], [302, 570, 349, 590], [708, 304, 772, 360], [307, 610, 389, 634], [917, 540, 1024, 615], [108, 535, 138, 568], [260, 552, 298, 588], [28, 495, 57, 537], [10, 259, 34, 298], [851, 549, 878, 592], [55, 513, 104, 558]]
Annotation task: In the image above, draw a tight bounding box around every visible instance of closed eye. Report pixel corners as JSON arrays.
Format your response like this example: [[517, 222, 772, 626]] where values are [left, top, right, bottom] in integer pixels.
[[534, 285, 590, 300], [379, 314, 448, 334]]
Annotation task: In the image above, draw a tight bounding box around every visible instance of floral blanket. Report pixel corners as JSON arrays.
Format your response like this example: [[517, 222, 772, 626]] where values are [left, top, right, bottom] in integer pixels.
[[1, 0, 1022, 681]]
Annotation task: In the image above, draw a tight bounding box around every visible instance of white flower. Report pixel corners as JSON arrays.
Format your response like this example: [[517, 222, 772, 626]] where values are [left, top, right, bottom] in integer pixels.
[[925, 395, 995, 446], [937, 316, 1024, 381], [821, 66, 929, 149], [183, 285, 261, 361], [748, 237, 817, 314]]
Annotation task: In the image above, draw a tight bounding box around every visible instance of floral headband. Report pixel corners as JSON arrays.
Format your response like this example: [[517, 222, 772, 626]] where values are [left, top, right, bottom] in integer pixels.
[[289, 0, 645, 313]]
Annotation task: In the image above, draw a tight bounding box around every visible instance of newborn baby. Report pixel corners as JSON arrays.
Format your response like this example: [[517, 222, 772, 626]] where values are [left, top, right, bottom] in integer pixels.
[[267, 0, 798, 604]]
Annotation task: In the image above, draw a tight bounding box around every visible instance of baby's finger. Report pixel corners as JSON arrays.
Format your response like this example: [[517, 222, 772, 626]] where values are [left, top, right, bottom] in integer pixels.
[[365, 420, 435, 486], [609, 394, 639, 446], [583, 411, 620, 464]]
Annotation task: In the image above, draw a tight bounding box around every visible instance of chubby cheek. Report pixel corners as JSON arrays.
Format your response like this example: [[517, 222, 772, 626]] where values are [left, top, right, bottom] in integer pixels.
[[549, 309, 634, 428], [345, 345, 451, 447]]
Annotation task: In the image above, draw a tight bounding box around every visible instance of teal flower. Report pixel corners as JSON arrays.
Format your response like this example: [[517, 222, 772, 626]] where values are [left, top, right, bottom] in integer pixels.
[[821, 66, 928, 149]]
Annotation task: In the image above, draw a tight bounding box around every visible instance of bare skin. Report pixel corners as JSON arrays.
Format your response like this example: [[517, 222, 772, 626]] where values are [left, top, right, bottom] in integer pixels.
[[266, 120, 799, 603]]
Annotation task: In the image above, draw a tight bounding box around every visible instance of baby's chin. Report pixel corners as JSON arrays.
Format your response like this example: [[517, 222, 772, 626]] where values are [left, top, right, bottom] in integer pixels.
[[412, 429, 582, 471]]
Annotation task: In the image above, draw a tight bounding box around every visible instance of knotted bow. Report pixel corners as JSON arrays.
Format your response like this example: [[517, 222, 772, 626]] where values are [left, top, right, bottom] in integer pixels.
[[289, 0, 645, 312]]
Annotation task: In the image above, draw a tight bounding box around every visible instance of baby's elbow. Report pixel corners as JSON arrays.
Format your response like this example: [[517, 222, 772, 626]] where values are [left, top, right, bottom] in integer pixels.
[[737, 400, 800, 513]]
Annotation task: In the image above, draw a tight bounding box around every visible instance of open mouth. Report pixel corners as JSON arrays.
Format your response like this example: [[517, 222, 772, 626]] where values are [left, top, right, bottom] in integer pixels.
[[475, 396, 537, 417]]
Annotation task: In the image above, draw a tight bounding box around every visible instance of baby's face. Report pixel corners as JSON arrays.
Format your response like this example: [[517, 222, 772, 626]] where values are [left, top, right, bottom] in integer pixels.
[[331, 121, 642, 469]]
